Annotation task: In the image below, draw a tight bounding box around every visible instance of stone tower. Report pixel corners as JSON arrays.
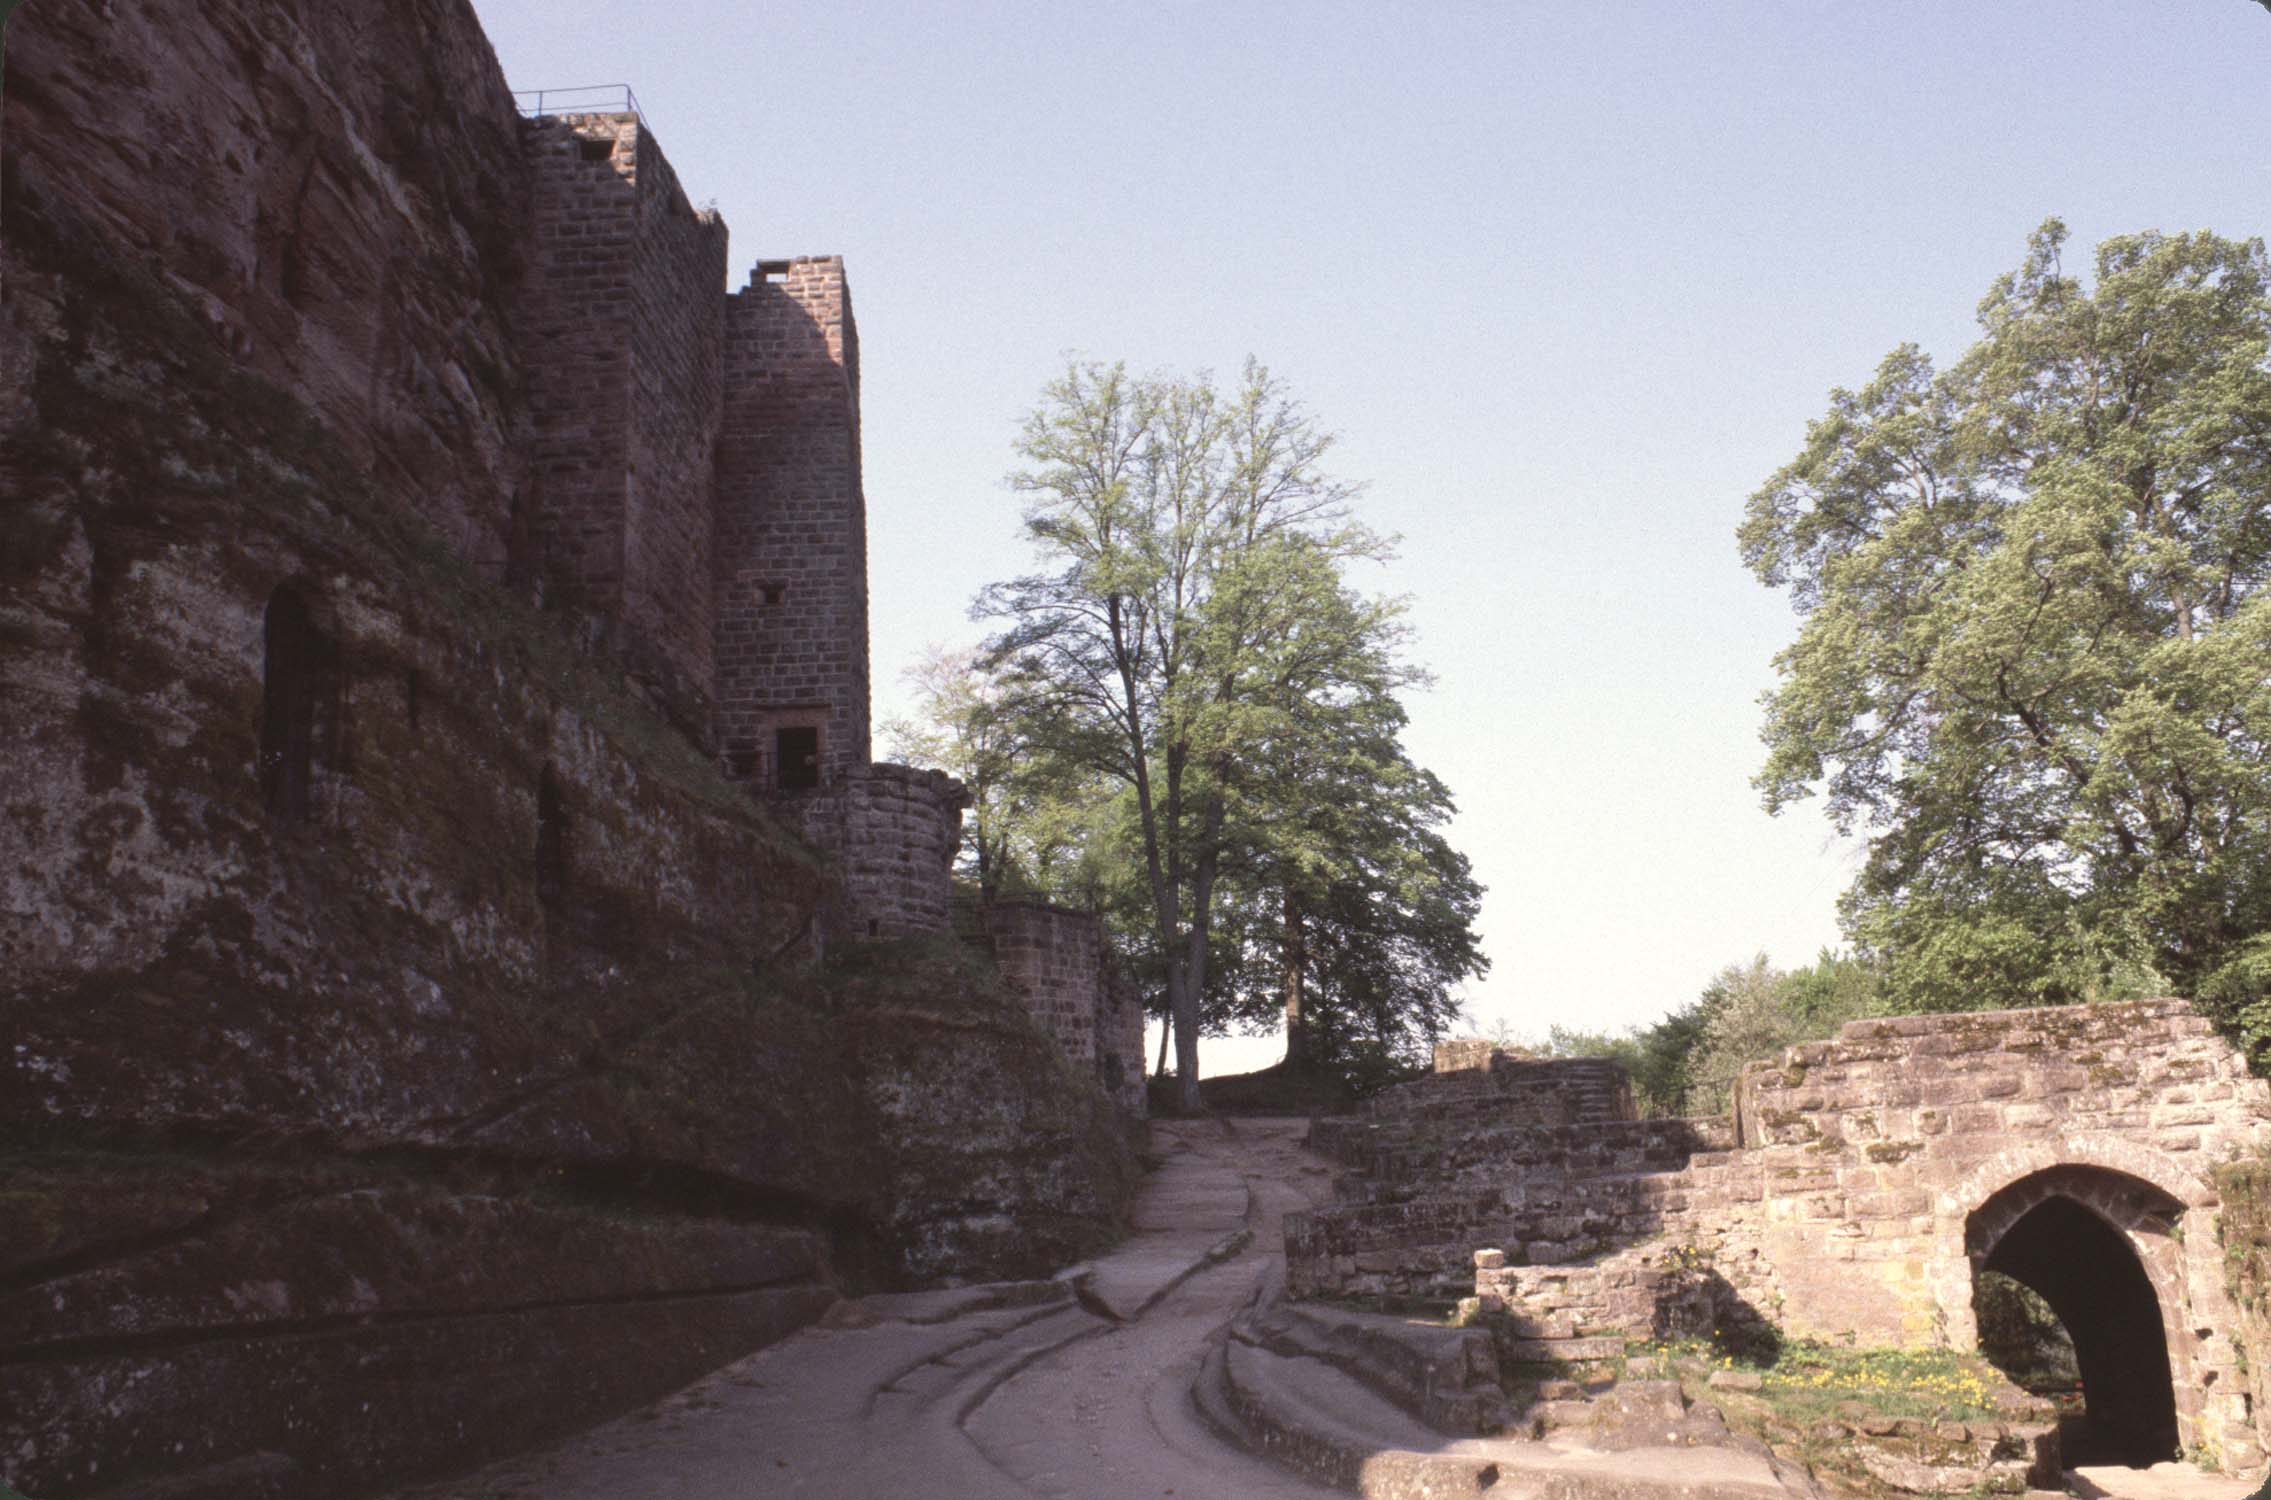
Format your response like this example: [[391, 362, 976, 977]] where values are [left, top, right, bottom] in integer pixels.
[[716, 256, 871, 790], [520, 112, 729, 730]]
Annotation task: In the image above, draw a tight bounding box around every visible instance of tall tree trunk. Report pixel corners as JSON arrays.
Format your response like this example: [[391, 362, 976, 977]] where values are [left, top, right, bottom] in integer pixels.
[[1172, 970, 1203, 1113], [1155, 1004, 1172, 1077], [1281, 889, 1308, 1073], [1172, 784, 1230, 1114]]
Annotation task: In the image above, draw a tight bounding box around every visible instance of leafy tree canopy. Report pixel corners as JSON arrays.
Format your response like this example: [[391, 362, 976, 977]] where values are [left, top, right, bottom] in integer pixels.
[[1740, 220, 2271, 1047], [1545, 949, 1878, 1116], [955, 358, 1485, 1103]]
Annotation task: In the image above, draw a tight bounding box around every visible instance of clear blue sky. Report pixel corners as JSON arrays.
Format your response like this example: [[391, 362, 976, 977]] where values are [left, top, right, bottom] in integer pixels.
[[476, 0, 2271, 1069]]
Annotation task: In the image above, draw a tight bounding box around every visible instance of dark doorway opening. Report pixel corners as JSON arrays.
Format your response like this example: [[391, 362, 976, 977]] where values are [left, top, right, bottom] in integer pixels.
[[775, 726, 820, 790], [1974, 1193, 2178, 1466], [260, 584, 334, 822]]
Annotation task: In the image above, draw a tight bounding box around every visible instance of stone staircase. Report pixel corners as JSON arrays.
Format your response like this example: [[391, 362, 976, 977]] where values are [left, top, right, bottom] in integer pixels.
[[1190, 1306, 1818, 1500]]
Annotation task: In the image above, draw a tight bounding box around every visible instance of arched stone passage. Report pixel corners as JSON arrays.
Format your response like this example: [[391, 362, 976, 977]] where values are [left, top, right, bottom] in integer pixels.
[[1967, 1167, 2184, 1466]]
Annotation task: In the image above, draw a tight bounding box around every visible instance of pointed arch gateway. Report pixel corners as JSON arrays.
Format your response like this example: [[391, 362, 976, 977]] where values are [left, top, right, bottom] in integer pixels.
[[1964, 1163, 2186, 1466]]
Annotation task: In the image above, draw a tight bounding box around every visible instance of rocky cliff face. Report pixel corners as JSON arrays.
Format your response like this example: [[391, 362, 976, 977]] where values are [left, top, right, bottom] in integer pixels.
[[0, 3, 1134, 1496]]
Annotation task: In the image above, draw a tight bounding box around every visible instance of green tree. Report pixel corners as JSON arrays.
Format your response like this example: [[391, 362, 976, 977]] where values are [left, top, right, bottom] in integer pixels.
[[1211, 691, 1487, 1075], [978, 358, 1412, 1109], [1546, 988, 1720, 1117], [1686, 951, 1878, 1113], [1550, 949, 1878, 1116], [882, 647, 1020, 898], [1741, 221, 2271, 1046]]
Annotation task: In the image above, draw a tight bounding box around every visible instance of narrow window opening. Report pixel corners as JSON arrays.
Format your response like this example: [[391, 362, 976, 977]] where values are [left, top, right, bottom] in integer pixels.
[[775, 726, 820, 790], [757, 258, 790, 284], [261, 585, 320, 822], [867, 919, 879, 938], [536, 765, 569, 909], [577, 137, 614, 164], [761, 583, 786, 606]]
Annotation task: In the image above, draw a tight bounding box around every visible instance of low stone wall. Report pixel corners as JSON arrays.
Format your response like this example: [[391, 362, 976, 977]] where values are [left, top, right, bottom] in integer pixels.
[[977, 900, 1148, 1121], [1334, 1116, 1735, 1200], [1367, 1051, 1636, 1126], [1285, 1119, 1736, 1300], [1432, 1038, 1505, 1072], [1472, 1243, 1760, 1350]]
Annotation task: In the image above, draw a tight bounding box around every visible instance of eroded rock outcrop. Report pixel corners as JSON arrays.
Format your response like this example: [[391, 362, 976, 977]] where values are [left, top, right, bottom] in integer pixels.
[[0, 3, 1134, 1495]]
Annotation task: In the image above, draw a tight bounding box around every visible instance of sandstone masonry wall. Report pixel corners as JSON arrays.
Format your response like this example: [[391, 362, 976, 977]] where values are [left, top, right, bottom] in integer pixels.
[[789, 763, 967, 938], [1726, 1001, 2271, 1350], [520, 113, 727, 723], [715, 256, 871, 785], [521, 115, 638, 604], [623, 123, 728, 706], [1099, 972, 1150, 1117], [1289, 1117, 1736, 1301], [1366, 1050, 1636, 1127], [975, 901, 1149, 1119], [1433, 1038, 1505, 1072], [0, 4, 1136, 1493], [2212, 1160, 2271, 1468], [1290, 1001, 2271, 1472], [987, 901, 1108, 1068]]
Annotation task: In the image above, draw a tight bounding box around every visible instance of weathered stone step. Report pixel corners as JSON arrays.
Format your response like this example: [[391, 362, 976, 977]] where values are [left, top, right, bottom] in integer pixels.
[[1190, 1339, 1265, 1455], [1246, 1302, 1509, 1435], [1208, 1335, 1822, 1500], [1216, 1336, 1500, 1494]]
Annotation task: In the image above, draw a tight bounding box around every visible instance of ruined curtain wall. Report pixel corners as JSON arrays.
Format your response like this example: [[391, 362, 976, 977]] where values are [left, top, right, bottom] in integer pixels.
[[1293, 1002, 2271, 1470], [0, 5, 1132, 1495], [1728, 1000, 2271, 1348], [977, 902, 1149, 1120], [1287, 1117, 1737, 1301]]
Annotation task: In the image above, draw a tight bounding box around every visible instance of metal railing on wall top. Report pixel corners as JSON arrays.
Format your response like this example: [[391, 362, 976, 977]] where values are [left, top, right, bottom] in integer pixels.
[[512, 84, 644, 124]]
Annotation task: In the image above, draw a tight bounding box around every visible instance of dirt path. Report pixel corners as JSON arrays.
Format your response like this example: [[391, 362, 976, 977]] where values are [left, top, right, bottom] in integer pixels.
[[386, 1117, 1341, 1500]]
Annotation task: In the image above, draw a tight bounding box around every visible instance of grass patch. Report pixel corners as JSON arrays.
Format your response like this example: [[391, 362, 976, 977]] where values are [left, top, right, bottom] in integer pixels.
[[1639, 1337, 2013, 1424]]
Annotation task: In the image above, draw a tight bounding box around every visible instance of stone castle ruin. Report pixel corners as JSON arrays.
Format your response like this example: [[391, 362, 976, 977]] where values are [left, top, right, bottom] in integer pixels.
[[12, 4, 2271, 1499], [1290, 999, 2271, 1478], [1, 1, 1138, 1494]]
